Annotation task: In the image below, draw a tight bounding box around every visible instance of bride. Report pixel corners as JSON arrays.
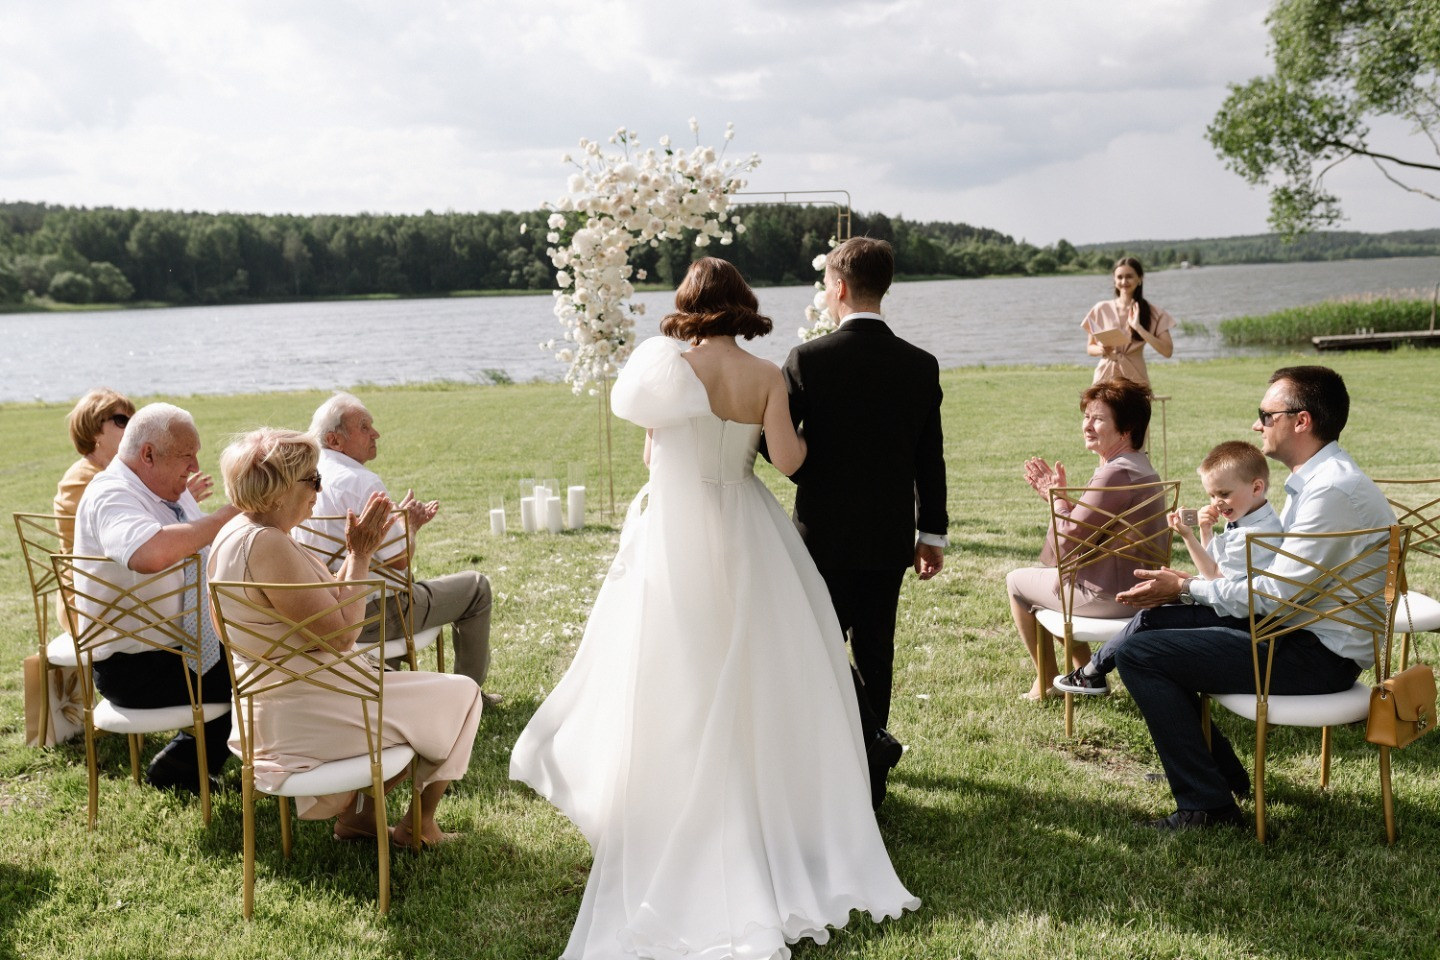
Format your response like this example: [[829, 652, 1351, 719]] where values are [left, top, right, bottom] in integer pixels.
[[511, 258, 918, 959]]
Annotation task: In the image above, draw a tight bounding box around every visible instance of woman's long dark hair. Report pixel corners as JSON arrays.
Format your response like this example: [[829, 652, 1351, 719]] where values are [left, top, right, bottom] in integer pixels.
[[1112, 256, 1153, 336]]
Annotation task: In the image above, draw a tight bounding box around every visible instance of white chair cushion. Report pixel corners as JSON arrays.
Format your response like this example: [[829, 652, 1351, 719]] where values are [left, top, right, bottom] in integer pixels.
[[1395, 591, 1440, 633], [362, 625, 442, 661], [1035, 609, 1132, 647], [1211, 681, 1371, 727], [260, 745, 417, 797], [45, 634, 79, 667], [93, 699, 231, 735]]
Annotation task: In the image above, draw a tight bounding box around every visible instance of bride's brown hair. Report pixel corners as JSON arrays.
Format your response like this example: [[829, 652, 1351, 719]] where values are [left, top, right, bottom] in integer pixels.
[[660, 257, 773, 342]]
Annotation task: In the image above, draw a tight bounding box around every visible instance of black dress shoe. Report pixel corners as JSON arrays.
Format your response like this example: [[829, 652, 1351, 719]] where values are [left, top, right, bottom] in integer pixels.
[[866, 728, 903, 809], [147, 759, 222, 796], [866, 728, 903, 771], [1144, 805, 1244, 831]]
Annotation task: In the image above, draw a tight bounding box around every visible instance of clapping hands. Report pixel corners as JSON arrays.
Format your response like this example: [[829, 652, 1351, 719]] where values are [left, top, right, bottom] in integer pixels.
[[397, 489, 440, 531], [345, 491, 395, 559], [1023, 457, 1067, 501]]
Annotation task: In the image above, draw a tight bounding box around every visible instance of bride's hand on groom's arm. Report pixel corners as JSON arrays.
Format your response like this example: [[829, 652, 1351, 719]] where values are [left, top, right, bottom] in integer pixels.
[[914, 542, 943, 580]]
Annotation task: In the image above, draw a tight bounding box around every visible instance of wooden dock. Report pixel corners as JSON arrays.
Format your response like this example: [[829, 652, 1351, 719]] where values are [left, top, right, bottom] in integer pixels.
[[1312, 329, 1440, 352]]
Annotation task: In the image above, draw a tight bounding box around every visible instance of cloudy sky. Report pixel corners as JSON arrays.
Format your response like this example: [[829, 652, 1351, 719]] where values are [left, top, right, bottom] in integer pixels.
[[2, 0, 1434, 245]]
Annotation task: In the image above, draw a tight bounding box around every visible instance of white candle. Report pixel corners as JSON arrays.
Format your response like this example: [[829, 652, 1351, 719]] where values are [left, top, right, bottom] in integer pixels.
[[520, 495, 537, 533], [545, 496, 564, 534], [489, 507, 506, 535], [533, 484, 550, 504], [567, 485, 586, 529]]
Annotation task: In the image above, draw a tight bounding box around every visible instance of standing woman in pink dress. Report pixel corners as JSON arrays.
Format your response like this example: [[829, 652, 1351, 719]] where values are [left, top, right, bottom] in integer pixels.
[[1082, 257, 1176, 386]]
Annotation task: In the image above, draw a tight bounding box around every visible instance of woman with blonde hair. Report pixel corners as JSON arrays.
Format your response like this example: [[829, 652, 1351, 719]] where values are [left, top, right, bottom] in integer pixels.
[[208, 428, 482, 846], [54, 388, 137, 550]]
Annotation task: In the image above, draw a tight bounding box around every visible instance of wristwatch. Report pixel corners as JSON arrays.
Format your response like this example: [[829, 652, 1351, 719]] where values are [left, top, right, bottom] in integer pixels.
[[1178, 578, 1196, 605]]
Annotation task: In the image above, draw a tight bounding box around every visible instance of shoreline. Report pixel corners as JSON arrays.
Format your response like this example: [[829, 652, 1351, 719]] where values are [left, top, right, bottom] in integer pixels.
[[0, 347, 1403, 411]]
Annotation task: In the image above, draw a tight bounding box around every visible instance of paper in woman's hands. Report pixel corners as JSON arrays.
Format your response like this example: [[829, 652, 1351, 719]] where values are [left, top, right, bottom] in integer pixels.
[[1092, 326, 1131, 348]]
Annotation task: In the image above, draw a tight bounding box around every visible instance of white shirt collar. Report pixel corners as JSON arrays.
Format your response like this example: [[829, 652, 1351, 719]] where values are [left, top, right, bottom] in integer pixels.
[[1284, 440, 1342, 500]]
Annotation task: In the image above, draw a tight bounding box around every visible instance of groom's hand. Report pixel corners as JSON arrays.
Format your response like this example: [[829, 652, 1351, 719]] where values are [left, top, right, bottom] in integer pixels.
[[914, 543, 943, 580]]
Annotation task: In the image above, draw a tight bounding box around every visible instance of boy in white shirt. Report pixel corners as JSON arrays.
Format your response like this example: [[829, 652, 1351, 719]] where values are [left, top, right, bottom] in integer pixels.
[[1055, 441, 1281, 695]]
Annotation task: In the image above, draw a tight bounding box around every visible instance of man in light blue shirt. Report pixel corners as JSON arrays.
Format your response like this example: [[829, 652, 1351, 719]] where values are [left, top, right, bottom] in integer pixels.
[[1112, 366, 1396, 830]]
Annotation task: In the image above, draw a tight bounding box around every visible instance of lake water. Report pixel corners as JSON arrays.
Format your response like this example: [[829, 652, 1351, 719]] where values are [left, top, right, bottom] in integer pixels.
[[3, 256, 1437, 403]]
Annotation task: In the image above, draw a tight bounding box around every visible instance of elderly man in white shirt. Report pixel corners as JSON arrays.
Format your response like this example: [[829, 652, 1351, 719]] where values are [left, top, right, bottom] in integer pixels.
[[295, 392, 498, 704], [1113, 366, 1396, 831], [73, 403, 240, 793]]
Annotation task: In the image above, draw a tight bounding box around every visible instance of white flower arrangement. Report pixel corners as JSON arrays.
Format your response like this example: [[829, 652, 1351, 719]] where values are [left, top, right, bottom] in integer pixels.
[[798, 241, 840, 341], [542, 122, 761, 394]]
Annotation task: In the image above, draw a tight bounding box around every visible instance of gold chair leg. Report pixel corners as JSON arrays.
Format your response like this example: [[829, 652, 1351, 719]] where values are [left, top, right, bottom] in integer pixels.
[[435, 630, 446, 675], [373, 778, 391, 914], [1380, 745, 1396, 845], [37, 654, 50, 748], [1254, 721, 1269, 844], [279, 795, 292, 859], [193, 713, 212, 825], [1319, 726, 1333, 790], [242, 777, 256, 920], [1062, 626, 1075, 738], [128, 734, 143, 784], [84, 715, 100, 831]]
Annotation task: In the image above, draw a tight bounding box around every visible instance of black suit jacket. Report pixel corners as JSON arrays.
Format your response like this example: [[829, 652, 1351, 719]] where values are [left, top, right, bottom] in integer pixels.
[[782, 316, 948, 571]]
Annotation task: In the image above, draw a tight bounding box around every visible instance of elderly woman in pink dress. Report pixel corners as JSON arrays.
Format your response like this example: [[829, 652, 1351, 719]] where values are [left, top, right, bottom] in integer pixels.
[[1082, 257, 1176, 387], [208, 428, 482, 847]]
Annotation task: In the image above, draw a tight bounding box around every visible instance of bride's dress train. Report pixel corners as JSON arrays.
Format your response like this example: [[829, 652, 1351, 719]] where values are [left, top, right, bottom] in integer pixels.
[[511, 336, 918, 959]]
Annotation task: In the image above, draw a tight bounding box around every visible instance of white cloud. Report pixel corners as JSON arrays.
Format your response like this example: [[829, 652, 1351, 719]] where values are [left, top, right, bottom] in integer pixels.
[[0, 0, 1433, 242]]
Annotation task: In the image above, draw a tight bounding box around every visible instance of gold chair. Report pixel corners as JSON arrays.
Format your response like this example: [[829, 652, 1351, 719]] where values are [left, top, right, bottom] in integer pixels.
[[293, 510, 445, 672], [1204, 525, 1410, 844], [208, 578, 421, 917], [1374, 479, 1440, 670], [1034, 479, 1180, 736], [49, 552, 230, 829], [14, 512, 82, 746]]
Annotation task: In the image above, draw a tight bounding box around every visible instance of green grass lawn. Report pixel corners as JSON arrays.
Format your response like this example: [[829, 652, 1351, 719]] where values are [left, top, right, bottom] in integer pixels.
[[2, 351, 1438, 959]]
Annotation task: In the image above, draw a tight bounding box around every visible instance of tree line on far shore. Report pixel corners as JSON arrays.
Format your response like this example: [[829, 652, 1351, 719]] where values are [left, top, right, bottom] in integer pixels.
[[2, 198, 1439, 309]]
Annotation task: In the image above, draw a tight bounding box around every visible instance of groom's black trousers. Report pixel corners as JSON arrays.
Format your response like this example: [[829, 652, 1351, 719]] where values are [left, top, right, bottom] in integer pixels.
[[819, 567, 906, 733]]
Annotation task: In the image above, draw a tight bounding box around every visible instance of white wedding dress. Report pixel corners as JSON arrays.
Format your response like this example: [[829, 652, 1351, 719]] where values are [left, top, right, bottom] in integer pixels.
[[511, 336, 919, 960]]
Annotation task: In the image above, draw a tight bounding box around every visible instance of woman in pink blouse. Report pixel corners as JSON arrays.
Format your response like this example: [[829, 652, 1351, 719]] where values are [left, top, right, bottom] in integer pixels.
[[1082, 257, 1175, 386]]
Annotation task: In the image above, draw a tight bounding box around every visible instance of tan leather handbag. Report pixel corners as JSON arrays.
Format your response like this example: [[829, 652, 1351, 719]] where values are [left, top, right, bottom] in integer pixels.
[[1367, 664, 1437, 748]]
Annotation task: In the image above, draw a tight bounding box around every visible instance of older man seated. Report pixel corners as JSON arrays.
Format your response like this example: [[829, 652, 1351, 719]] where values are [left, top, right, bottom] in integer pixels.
[[295, 392, 499, 705], [73, 403, 239, 792]]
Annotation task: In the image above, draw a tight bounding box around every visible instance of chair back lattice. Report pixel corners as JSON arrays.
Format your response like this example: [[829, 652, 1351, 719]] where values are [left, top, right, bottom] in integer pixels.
[[50, 553, 207, 696], [293, 510, 418, 642], [208, 580, 388, 771], [1374, 479, 1440, 637], [49, 552, 214, 828], [14, 512, 69, 643], [1245, 525, 1409, 696], [1375, 479, 1440, 566], [1047, 479, 1180, 618]]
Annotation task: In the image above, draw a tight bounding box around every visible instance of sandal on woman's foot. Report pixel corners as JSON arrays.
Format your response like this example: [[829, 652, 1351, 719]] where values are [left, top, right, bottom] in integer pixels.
[[333, 824, 395, 843], [394, 828, 461, 851]]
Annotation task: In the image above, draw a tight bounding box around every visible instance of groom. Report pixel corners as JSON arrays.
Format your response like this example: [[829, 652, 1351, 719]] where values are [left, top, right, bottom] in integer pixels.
[[779, 236, 949, 809]]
